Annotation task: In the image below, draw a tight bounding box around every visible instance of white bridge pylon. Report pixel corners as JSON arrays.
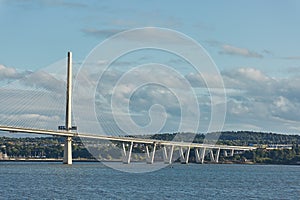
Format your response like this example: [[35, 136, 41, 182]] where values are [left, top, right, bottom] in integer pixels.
[[63, 51, 73, 165], [0, 52, 257, 165]]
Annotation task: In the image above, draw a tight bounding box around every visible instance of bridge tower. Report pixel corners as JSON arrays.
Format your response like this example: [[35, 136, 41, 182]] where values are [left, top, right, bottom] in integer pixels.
[[63, 52, 73, 165]]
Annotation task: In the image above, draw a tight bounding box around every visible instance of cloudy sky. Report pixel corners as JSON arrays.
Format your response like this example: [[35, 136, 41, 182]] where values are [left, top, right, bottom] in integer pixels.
[[0, 0, 300, 134]]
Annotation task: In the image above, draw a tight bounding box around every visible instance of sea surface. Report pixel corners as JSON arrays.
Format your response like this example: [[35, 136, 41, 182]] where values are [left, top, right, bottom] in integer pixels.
[[0, 162, 299, 200]]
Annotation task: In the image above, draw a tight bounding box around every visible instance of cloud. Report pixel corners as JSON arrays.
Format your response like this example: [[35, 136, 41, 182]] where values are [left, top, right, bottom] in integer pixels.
[[47, 0, 87, 8], [3, 0, 87, 9], [0, 65, 29, 80], [286, 66, 300, 74], [281, 56, 300, 60], [82, 27, 194, 47], [219, 44, 263, 58], [193, 21, 215, 32], [115, 27, 188, 44], [185, 72, 224, 88], [83, 64, 203, 134], [185, 65, 300, 132], [222, 67, 271, 90], [222, 67, 300, 132], [81, 28, 126, 38], [1, 58, 299, 134], [20, 70, 65, 93], [262, 49, 274, 56], [205, 40, 264, 58], [0, 66, 65, 93]]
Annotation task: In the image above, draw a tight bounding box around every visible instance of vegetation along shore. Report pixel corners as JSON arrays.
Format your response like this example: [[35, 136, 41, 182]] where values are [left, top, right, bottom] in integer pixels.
[[1, 131, 299, 165]]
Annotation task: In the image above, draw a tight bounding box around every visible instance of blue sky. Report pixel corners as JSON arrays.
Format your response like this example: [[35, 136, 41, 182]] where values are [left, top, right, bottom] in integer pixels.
[[0, 0, 300, 134], [1, 0, 300, 71]]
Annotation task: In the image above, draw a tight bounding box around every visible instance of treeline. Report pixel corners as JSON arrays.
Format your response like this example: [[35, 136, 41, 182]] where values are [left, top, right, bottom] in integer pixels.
[[1, 131, 300, 164], [241, 146, 300, 164], [0, 137, 94, 159], [149, 132, 300, 164], [150, 131, 300, 146], [216, 131, 300, 146]]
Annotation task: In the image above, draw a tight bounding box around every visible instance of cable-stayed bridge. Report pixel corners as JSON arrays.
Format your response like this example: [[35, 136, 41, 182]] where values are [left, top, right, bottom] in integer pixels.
[[0, 125, 256, 164], [0, 52, 256, 165]]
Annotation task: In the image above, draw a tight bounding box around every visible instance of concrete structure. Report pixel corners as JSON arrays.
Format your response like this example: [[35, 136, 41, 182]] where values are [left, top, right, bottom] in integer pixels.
[[63, 51, 73, 165], [0, 124, 257, 164], [145, 143, 156, 164]]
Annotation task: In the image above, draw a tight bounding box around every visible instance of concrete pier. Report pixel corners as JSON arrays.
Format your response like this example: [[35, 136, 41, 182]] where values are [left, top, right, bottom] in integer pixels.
[[146, 143, 156, 164], [163, 145, 174, 164], [122, 142, 133, 164], [63, 136, 72, 164], [180, 146, 190, 164]]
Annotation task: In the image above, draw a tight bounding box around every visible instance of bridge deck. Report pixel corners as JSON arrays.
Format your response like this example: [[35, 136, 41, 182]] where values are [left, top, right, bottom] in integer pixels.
[[0, 125, 256, 151]]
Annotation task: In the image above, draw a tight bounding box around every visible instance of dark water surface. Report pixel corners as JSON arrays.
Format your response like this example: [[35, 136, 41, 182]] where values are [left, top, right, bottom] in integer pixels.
[[0, 162, 299, 200]]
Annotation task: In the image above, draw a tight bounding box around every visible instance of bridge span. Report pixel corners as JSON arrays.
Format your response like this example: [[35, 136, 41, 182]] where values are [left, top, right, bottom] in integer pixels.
[[0, 125, 256, 164]]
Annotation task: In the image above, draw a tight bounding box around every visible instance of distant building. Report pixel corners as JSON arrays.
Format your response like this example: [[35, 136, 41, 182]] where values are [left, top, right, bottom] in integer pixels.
[[266, 144, 293, 150]]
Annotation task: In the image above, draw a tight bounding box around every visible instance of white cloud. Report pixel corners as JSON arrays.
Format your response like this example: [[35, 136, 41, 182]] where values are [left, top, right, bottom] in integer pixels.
[[219, 44, 263, 58], [271, 96, 300, 121], [185, 66, 300, 133], [0, 65, 28, 80], [185, 72, 225, 89], [4, 0, 87, 9], [222, 67, 274, 94], [282, 56, 300, 60], [1, 60, 299, 134], [0, 64, 65, 93], [227, 99, 249, 115], [92, 65, 201, 134], [81, 28, 126, 38], [236, 68, 269, 82], [20, 70, 65, 93], [206, 41, 263, 58], [222, 67, 300, 132]]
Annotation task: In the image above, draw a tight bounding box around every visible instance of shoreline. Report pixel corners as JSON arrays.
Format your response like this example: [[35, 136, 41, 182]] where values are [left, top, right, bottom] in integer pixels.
[[1, 159, 299, 165]]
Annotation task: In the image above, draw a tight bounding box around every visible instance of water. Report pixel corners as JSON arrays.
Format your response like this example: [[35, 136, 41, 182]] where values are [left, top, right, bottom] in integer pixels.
[[0, 162, 299, 200]]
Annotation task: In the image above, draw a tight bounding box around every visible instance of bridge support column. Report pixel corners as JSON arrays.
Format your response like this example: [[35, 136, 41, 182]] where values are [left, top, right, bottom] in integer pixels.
[[122, 142, 133, 164], [146, 143, 156, 164], [180, 146, 190, 164], [195, 148, 200, 163], [195, 148, 206, 164], [215, 148, 220, 163], [224, 150, 228, 157], [63, 136, 72, 165], [200, 147, 206, 164], [230, 149, 234, 156], [163, 145, 174, 164], [209, 149, 215, 162]]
